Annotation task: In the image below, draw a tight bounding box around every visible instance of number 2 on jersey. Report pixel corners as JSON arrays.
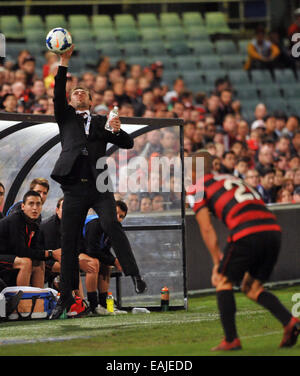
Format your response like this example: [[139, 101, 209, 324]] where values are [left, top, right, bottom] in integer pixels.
[[224, 178, 261, 203]]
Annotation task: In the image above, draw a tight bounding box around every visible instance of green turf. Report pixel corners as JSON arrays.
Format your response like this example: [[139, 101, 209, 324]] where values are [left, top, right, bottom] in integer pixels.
[[0, 287, 299, 356]]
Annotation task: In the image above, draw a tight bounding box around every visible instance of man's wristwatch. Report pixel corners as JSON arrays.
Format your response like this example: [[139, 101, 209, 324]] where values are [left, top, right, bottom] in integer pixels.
[[47, 250, 53, 259]]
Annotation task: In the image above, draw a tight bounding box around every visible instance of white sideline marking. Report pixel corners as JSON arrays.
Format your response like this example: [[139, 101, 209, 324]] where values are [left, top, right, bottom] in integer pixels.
[[0, 309, 268, 346]]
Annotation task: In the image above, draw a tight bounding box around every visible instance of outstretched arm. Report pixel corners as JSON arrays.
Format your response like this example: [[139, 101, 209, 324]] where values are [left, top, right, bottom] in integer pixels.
[[53, 45, 75, 120]]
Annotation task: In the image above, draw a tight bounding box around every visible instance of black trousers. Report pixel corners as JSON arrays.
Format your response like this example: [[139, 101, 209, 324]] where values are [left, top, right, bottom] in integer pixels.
[[60, 180, 139, 299]]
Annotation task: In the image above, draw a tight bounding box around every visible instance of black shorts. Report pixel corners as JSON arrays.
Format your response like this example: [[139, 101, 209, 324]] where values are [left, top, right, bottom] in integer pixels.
[[218, 231, 281, 285], [0, 255, 18, 286]]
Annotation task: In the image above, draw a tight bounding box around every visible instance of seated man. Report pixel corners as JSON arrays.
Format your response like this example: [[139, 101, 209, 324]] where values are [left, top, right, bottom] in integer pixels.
[[38, 197, 85, 299], [0, 190, 60, 288], [79, 201, 130, 315]]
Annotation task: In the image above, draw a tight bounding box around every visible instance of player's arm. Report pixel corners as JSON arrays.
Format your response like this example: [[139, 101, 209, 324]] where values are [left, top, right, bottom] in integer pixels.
[[53, 45, 75, 119], [195, 207, 222, 266]]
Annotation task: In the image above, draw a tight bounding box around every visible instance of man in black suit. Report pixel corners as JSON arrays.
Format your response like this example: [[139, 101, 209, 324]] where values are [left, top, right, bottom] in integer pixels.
[[49, 46, 146, 319]]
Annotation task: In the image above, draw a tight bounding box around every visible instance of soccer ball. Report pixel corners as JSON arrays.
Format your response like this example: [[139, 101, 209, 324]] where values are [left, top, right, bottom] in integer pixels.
[[46, 27, 72, 54]]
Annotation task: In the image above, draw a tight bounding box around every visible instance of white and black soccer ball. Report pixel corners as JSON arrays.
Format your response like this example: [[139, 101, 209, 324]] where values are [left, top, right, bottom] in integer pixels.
[[46, 27, 72, 54]]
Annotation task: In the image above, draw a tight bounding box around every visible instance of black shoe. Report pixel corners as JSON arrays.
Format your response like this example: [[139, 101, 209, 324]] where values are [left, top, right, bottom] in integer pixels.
[[132, 276, 147, 294], [49, 295, 75, 320]]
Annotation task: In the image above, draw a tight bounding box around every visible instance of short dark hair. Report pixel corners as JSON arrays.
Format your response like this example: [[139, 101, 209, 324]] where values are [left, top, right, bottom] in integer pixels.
[[70, 86, 92, 101], [222, 150, 236, 159], [23, 190, 42, 204], [116, 200, 128, 215], [259, 166, 275, 177]]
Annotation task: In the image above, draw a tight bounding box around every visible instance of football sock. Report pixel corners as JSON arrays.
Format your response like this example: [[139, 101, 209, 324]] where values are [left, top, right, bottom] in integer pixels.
[[216, 290, 238, 342], [87, 291, 98, 312], [257, 290, 292, 327], [98, 292, 108, 309]]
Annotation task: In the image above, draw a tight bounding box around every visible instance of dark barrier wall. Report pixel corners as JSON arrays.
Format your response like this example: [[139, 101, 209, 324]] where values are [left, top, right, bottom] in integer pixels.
[[185, 205, 300, 291]]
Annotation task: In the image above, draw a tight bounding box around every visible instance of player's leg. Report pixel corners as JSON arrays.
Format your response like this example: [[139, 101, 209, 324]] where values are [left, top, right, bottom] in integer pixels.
[[241, 273, 300, 347], [13, 257, 32, 286], [31, 260, 45, 288], [79, 253, 99, 312], [98, 264, 110, 308]]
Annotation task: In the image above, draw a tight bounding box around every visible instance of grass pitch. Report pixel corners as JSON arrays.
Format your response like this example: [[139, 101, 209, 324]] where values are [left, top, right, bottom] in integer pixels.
[[0, 286, 299, 356]]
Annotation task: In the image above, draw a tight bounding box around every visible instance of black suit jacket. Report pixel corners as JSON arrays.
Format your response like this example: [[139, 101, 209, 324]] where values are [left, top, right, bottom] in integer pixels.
[[38, 214, 61, 250], [0, 211, 46, 260], [51, 66, 134, 185]]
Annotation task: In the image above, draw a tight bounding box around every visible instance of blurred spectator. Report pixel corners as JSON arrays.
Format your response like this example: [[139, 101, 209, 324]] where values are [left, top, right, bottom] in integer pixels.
[[264, 114, 278, 142], [220, 151, 236, 174], [274, 168, 284, 190], [257, 166, 276, 203], [22, 56, 36, 86], [274, 111, 287, 139], [12, 49, 30, 71], [293, 186, 300, 203], [236, 119, 249, 142], [290, 130, 300, 156], [1, 93, 17, 112], [151, 193, 165, 212], [256, 144, 274, 175], [289, 155, 300, 170], [140, 195, 152, 213], [43, 51, 58, 78], [222, 114, 238, 150], [244, 25, 280, 71], [126, 193, 140, 213], [254, 103, 268, 121], [212, 156, 221, 174], [172, 101, 185, 119], [244, 169, 260, 189], [234, 157, 249, 179], [163, 77, 185, 105], [293, 168, 300, 188], [283, 115, 299, 138], [281, 178, 294, 195], [268, 30, 296, 71], [277, 188, 293, 204]]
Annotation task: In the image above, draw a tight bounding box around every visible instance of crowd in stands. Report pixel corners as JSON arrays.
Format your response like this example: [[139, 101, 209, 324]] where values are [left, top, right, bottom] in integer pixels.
[[1, 20, 300, 208]]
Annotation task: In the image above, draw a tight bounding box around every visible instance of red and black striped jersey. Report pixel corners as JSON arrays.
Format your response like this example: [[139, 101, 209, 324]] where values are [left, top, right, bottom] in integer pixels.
[[187, 173, 281, 242]]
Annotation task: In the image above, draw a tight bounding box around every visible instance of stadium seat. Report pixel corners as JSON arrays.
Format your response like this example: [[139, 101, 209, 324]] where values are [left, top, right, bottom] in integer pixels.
[[114, 14, 136, 29], [185, 27, 210, 42], [143, 41, 167, 56], [265, 98, 289, 112], [282, 84, 300, 99], [162, 27, 186, 42], [68, 57, 85, 74], [287, 99, 300, 116], [205, 12, 232, 34], [182, 71, 203, 86], [24, 29, 45, 45], [68, 15, 91, 32], [175, 56, 198, 71], [259, 85, 282, 99], [0, 15, 23, 39], [182, 12, 205, 27], [221, 55, 245, 70], [5, 42, 27, 59], [235, 87, 259, 101], [152, 55, 175, 70], [140, 28, 163, 42], [160, 13, 181, 28], [274, 69, 297, 85], [91, 15, 114, 30], [22, 15, 44, 31], [78, 45, 100, 65], [238, 40, 250, 55], [162, 70, 182, 85], [45, 15, 68, 30], [168, 41, 190, 56], [71, 30, 94, 43], [137, 13, 159, 28], [191, 41, 215, 55], [241, 99, 261, 113], [215, 40, 237, 55], [125, 56, 150, 67], [199, 55, 222, 70], [122, 43, 144, 57], [117, 29, 140, 43], [227, 69, 251, 85], [99, 43, 123, 58], [250, 70, 273, 84], [94, 30, 117, 44], [203, 69, 227, 85]]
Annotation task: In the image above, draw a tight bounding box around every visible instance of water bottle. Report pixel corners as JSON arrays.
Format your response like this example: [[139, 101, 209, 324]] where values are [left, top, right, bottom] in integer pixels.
[[105, 106, 119, 132], [160, 286, 169, 312], [106, 292, 114, 313], [132, 307, 150, 314]]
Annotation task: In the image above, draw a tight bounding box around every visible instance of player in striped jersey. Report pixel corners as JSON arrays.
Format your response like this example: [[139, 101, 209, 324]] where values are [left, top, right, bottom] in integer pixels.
[[187, 150, 300, 351]]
